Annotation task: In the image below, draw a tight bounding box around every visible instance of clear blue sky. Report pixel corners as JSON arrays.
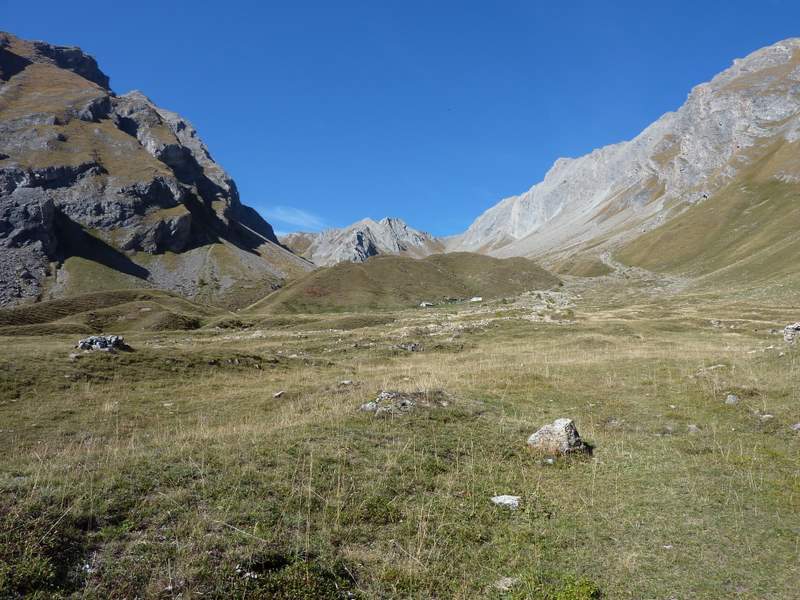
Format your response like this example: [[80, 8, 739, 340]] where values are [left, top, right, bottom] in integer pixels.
[[3, 0, 799, 235]]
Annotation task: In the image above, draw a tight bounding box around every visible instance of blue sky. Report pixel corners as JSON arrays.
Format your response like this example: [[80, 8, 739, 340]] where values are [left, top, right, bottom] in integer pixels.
[[4, 0, 799, 235]]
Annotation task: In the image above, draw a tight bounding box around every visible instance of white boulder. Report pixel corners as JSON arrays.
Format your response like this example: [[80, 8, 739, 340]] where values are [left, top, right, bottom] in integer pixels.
[[527, 418, 589, 454]]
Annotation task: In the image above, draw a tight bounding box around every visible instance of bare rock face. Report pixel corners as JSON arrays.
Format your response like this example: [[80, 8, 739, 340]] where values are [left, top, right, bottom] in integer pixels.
[[0, 194, 58, 304], [0, 31, 309, 307], [450, 38, 800, 259], [527, 418, 589, 454], [282, 217, 442, 266]]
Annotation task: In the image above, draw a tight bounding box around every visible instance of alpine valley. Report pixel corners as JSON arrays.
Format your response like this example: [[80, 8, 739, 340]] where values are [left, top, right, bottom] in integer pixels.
[[1, 28, 799, 600]]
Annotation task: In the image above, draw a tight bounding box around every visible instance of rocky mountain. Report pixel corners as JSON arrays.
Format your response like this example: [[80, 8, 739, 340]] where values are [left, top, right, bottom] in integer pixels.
[[0, 32, 310, 308], [449, 38, 800, 277], [281, 217, 443, 266]]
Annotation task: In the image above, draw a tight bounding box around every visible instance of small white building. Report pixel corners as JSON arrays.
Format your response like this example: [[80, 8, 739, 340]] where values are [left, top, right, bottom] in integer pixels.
[[469, 296, 483, 303]]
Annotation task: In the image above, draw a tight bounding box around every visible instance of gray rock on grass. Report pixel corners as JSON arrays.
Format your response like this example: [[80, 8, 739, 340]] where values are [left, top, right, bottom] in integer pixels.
[[784, 323, 800, 344], [76, 335, 125, 351], [360, 390, 450, 416], [396, 342, 422, 352], [490, 495, 521, 510], [493, 576, 519, 592], [527, 418, 589, 454]]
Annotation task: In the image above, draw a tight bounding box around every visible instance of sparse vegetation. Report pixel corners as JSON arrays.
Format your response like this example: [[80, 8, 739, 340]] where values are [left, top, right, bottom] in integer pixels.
[[249, 252, 561, 314], [1, 282, 797, 598]]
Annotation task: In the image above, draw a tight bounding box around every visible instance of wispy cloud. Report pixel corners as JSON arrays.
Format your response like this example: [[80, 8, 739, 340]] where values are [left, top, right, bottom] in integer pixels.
[[263, 206, 327, 232]]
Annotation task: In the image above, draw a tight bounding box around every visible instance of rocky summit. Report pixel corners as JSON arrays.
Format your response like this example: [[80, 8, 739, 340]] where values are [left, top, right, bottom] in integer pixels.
[[0, 32, 310, 308], [281, 217, 443, 266]]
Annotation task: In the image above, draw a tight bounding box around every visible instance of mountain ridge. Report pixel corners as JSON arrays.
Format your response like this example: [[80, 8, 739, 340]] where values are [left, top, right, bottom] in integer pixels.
[[446, 37, 800, 275], [0, 31, 311, 308]]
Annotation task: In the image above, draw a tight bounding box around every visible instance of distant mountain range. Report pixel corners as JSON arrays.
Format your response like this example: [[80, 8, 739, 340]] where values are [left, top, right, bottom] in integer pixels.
[[281, 37, 800, 285], [2, 31, 799, 308]]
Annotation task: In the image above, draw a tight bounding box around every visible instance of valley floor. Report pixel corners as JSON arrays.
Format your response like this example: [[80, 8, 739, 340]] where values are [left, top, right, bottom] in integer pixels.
[[1, 281, 798, 598]]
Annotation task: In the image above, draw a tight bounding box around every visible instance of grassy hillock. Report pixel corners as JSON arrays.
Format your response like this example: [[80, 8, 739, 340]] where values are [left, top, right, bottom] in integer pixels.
[[0, 289, 222, 335], [248, 252, 561, 314], [552, 255, 613, 278]]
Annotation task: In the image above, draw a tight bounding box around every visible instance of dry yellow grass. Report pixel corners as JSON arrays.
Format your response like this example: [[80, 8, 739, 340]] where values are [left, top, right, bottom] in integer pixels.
[[0, 285, 798, 598]]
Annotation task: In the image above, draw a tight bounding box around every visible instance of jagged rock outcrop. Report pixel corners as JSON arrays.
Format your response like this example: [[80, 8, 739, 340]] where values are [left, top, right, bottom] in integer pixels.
[[281, 217, 442, 266], [449, 38, 800, 262], [0, 31, 310, 307]]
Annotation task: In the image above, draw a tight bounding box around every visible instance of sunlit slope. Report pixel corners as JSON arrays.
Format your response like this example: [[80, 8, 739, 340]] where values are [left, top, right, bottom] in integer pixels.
[[247, 252, 561, 313], [617, 139, 800, 288], [0, 289, 221, 335]]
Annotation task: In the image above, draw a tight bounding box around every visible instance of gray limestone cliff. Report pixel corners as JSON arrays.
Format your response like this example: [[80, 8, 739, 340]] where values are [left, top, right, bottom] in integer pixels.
[[449, 38, 800, 259]]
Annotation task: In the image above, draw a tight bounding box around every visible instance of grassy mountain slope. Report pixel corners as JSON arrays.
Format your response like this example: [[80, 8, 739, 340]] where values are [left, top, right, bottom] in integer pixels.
[[616, 138, 800, 289], [248, 252, 561, 314]]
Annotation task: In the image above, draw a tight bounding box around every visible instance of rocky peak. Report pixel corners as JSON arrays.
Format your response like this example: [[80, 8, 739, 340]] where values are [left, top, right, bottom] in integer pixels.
[[281, 217, 442, 266], [0, 31, 303, 307]]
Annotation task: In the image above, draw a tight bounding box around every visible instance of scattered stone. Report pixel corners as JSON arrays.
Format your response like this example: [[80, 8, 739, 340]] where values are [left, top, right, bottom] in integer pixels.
[[694, 364, 727, 376], [490, 495, 521, 510], [725, 394, 739, 405], [396, 342, 422, 352], [687, 424, 701, 434], [76, 335, 125, 352], [469, 296, 483, 303], [273, 390, 285, 398], [359, 390, 450, 416], [784, 323, 800, 344], [359, 401, 378, 412], [760, 414, 774, 421], [419, 301, 434, 308], [527, 418, 589, 454], [68, 352, 81, 361], [339, 380, 354, 386], [791, 423, 800, 432], [493, 577, 519, 592], [709, 319, 723, 328], [544, 457, 555, 465]]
